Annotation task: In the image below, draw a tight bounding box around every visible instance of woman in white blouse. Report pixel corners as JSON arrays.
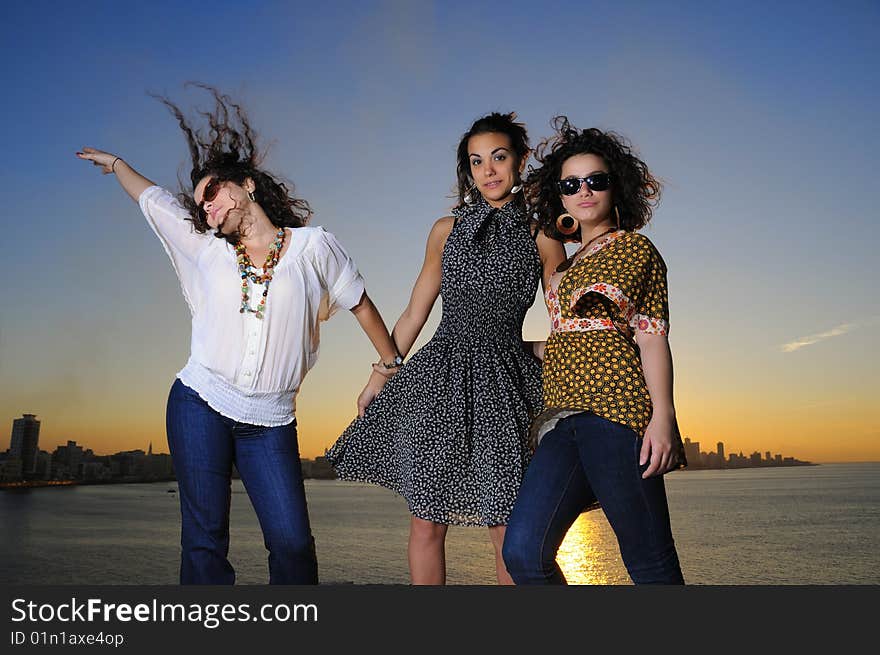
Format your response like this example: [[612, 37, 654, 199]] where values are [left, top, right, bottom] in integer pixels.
[[76, 87, 400, 585]]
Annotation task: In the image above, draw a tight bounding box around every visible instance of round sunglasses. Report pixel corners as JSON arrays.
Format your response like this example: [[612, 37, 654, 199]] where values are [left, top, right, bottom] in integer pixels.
[[557, 173, 612, 196]]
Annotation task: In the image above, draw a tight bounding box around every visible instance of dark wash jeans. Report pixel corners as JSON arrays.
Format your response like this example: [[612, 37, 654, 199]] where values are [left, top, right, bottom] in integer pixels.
[[166, 379, 318, 584], [503, 411, 684, 584]]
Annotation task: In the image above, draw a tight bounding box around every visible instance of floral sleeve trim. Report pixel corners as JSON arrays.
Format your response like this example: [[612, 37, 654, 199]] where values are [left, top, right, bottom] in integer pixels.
[[546, 287, 619, 333], [630, 313, 669, 335], [570, 283, 635, 321], [569, 283, 669, 335]]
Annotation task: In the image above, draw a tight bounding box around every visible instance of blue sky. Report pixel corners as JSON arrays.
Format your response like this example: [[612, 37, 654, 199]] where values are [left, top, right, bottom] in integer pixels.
[[2, 1, 878, 461]]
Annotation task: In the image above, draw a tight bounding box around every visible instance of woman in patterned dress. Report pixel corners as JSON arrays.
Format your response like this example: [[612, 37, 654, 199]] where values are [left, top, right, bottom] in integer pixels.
[[502, 117, 686, 584], [327, 113, 566, 584]]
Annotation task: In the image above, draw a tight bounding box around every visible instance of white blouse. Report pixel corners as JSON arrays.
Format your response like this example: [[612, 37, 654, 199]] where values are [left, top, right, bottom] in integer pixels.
[[139, 185, 365, 426]]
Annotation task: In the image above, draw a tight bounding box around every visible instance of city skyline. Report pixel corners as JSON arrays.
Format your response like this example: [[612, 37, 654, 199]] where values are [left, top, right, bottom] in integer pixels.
[[1, 2, 878, 464], [679, 437, 814, 469], [0, 413, 340, 485], [0, 413, 828, 469]]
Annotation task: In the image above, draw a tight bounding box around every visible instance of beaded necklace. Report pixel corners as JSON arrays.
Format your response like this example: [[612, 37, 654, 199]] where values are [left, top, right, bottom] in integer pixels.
[[235, 227, 286, 320]]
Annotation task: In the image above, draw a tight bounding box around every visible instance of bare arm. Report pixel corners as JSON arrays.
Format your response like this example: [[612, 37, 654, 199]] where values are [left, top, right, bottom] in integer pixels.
[[350, 292, 401, 364], [535, 227, 567, 290], [350, 217, 453, 416], [635, 331, 680, 478], [390, 216, 454, 357], [76, 147, 155, 202], [348, 292, 406, 416], [524, 226, 567, 360]]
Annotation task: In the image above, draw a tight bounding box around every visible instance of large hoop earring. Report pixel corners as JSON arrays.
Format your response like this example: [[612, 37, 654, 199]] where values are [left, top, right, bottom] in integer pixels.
[[247, 190, 256, 202], [556, 213, 578, 236], [510, 182, 523, 194], [613, 205, 621, 230]]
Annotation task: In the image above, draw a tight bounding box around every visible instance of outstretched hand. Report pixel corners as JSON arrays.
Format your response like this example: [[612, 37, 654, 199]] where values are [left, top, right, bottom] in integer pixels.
[[76, 147, 119, 174]]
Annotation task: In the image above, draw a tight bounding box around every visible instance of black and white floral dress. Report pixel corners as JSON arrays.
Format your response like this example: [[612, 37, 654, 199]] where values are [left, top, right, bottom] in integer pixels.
[[326, 197, 544, 526]]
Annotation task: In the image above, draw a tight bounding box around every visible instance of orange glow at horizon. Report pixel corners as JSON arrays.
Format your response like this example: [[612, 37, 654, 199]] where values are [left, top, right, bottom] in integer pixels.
[[5, 349, 878, 462], [10, 393, 880, 463]]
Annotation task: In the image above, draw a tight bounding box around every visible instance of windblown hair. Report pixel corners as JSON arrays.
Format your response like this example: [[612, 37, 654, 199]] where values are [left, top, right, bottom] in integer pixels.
[[525, 116, 660, 241], [152, 84, 311, 239], [454, 111, 530, 210]]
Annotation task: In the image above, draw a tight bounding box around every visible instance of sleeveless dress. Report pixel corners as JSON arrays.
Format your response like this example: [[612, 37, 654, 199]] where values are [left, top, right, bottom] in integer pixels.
[[326, 197, 544, 526]]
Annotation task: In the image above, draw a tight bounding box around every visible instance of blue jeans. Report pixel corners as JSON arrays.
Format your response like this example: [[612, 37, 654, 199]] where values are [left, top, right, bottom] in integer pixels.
[[166, 379, 318, 584], [503, 412, 683, 584]]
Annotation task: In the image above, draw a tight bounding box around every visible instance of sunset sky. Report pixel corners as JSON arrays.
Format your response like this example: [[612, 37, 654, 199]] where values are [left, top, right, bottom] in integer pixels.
[[2, 1, 878, 463]]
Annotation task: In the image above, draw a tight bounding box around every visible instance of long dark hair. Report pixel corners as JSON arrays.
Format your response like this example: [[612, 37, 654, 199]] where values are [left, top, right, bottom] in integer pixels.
[[454, 111, 530, 210], [526, 116, 661, 241], [152, 84, 311, 239]]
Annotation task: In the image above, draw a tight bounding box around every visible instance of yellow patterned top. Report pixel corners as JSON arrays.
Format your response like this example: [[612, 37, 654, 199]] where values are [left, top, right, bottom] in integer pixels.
[[542, 230, 669, 437]]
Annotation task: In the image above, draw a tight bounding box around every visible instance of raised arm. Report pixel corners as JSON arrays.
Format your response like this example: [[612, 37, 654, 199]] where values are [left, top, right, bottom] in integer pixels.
[[75, 147, 155, 202], [76, 147, 209, 311]]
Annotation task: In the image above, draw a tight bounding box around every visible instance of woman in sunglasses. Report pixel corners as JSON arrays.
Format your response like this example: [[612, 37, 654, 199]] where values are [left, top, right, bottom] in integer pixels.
[[502, 117, 686, 584], [75, 86, 400, 585], [327, 112, 566, 584]]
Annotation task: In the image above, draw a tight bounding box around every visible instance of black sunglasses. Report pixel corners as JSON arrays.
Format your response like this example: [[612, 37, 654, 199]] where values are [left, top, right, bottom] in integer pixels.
[[557, 173, 612, 196]]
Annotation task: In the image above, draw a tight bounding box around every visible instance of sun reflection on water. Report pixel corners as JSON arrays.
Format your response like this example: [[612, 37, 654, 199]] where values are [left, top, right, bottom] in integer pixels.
[[556, 511, 627, 585]]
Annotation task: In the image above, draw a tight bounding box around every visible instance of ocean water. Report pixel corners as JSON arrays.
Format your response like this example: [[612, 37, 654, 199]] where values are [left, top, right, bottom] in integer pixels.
[[1, 463, 877, 585]]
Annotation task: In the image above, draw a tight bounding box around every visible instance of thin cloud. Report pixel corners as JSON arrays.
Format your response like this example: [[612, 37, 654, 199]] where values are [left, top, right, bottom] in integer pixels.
[[781, 323, 855, 353]]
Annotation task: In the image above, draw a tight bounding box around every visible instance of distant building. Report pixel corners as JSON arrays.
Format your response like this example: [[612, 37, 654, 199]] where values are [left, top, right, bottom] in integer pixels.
[[143, 452, 174, 480], [302, 456, 336, 479], [81, 461, 112, 482], [9, 414, 40, 476], [35, 450, 52, 480], [111, 450, 146, 478], [51, 440, 86, 478], [0, 457, 23, 482], [717, 442, 725, 461], [683, 438, 702, 468]]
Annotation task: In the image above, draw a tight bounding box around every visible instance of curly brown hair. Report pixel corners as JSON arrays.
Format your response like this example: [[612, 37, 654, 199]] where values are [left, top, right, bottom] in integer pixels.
[[152, 84, 311, 240], [525, 116, 660, 242]]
